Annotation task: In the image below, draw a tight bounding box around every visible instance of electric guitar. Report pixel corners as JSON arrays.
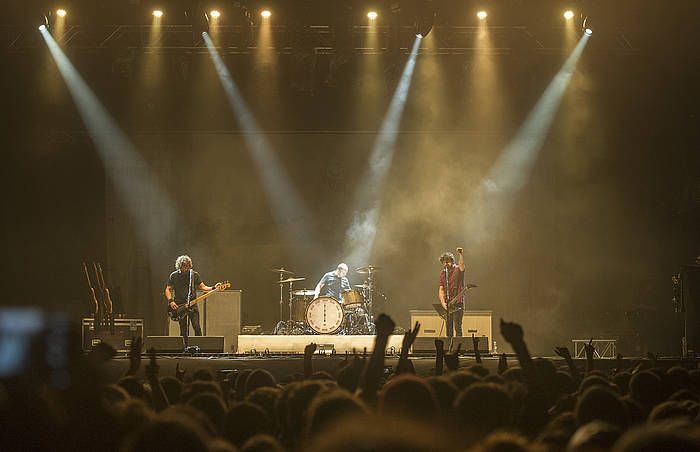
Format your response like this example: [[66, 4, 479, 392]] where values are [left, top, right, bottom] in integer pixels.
[[439, 283, 478, 319], [167, 281, 231, 321], [82, 262, 101, 330]]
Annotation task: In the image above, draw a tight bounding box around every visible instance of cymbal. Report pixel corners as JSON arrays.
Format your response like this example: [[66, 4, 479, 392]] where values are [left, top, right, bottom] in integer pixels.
[[356, 265, 380, 274], [277, 277, 305, 284], [271, 268, 294, 275], [293, 289, 316, 297], [354, 284, 370, 288]]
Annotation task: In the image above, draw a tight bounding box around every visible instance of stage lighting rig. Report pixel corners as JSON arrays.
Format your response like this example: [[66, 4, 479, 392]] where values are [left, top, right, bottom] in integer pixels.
[[582, 16, 593, 35], [413, 0, 436, 38]]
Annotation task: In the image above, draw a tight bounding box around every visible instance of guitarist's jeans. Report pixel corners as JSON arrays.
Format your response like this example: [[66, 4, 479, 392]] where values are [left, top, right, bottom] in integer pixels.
[[446, 307, 463, 337], [178, 309, 202, 342]]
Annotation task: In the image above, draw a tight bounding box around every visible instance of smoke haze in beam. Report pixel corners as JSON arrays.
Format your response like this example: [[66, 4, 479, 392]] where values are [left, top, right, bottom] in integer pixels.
[[40, 27, 179, 266], [342, 37, 422, 266], [464, 33, 591, 248], [203, 32, 321, 260]]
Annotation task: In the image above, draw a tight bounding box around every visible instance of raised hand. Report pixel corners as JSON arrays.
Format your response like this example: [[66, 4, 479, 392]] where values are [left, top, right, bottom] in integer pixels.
[[125, 336, 143, 376], [500, 318, 524, 344], [304, 342, 318, 356], [456, 247, 464, 254], [584, 339, 596, 359], [434, 339, 445, 354], [375, 314, 396, 337], [175, 362, 186, 382], [471, 333, 480, 351], [554, 346, 572, 360], [401, 322, 421, 352], [498, 353, 508, 374], [444, 342, 462, 372], [145, 347, 159, 379]]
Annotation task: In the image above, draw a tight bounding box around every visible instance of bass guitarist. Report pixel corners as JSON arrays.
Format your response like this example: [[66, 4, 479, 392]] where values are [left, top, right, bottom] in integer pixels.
[[165, 255, 221, 343], [438, 247, 466, 337]]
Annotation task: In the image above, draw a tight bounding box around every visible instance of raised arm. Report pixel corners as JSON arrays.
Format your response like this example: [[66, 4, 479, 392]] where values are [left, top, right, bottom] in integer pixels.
[[456, 247, 465, 271], [357, 314, 395, 401]]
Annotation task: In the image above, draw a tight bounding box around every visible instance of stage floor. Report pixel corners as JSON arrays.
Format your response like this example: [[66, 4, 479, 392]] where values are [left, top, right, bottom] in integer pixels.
[[237, 334, 404, 354]]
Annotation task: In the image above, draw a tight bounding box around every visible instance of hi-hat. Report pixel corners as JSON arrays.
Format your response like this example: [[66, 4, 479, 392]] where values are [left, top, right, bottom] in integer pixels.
[[277, 277, 305, 284], [356, 265, 380, 274], [271, 268, 294, 274], [354, 284, 370, 289]]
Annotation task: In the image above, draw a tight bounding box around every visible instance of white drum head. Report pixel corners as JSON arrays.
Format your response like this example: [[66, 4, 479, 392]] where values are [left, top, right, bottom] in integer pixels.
[[306, 296, 344, 334]]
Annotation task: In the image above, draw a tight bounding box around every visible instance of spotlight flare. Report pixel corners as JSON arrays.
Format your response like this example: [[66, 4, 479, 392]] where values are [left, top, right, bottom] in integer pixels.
[[152, 10, 163, 18], [477, 11, 488, 20], [261, 10, 271, 18], [367, 11, 378, 20], [210, 10, 221, 19], [56, 9, 67, 17], [563, 10, 574, 20]]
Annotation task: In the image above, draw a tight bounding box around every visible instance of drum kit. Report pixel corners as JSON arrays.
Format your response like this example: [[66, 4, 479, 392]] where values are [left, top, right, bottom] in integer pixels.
[[272, 265, 384, 335]]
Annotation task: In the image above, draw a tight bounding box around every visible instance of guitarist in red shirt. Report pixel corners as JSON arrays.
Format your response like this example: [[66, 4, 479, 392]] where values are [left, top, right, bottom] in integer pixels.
[[438, 247, 466, 337]]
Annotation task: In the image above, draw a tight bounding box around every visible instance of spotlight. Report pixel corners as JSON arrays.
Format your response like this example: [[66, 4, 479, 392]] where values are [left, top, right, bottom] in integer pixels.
[[584, 28, 593, 35], [477, 10, 488, 20], [56, 9, 67, 17], [367, 11, 378, 20], [38, 24, 46, 31], [260, 9, 271, 18], [413, 0, 435, 38], [152, 10, 163, 18], [563, 10, 574, 20], [582, 16, 593, 35], [210, 10, 221, 19]]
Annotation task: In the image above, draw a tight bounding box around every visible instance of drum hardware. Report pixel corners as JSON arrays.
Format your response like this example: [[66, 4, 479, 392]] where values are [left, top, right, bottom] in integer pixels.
[[270, 268, 295, 275], [273, 269, 309, 335]]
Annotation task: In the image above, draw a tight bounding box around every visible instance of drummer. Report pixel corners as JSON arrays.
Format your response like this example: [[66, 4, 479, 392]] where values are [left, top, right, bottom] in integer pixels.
[[314, 263, 351, 303]]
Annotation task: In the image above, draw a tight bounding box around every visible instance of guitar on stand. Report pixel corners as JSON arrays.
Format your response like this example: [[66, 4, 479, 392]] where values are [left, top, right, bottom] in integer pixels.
[[96, 262, 115, 334], [82, 262, 101, 332], [167, 281, 231, 321]]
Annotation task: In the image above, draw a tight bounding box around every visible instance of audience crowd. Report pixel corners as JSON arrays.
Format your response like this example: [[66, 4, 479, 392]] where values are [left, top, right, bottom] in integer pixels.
[[2, 314, 700, 451]]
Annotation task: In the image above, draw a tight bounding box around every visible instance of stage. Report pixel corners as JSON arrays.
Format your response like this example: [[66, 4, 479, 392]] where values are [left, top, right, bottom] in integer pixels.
[[237, 334, 405, 354]]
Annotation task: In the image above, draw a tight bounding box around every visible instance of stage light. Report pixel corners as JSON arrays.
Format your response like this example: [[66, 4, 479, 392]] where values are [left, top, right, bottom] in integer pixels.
[[152, 10, 163, 18], [261, 9, 271, 18], [38, 24, 46, 31], [477, 10, 488, 20], [56, 9, 67, 17], [563, 10, 574, 20], [584, 28, 593, 35], [367, 11, 378, 20], [210, 10, 221, 19]]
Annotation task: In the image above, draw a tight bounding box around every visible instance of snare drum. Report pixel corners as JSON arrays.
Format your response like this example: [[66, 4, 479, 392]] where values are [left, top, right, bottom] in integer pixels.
[[343, 289, 364, 309], [306, 296, 344, 334]]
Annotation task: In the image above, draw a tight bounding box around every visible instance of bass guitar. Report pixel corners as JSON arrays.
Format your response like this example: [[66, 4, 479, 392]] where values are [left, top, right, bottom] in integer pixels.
[[167, 281, 231, 321], [439, 283, 478, 319]]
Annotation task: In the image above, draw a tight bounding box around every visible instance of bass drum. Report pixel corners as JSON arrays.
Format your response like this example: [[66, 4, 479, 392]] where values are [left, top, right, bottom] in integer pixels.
[[306, 296, 344, 334]]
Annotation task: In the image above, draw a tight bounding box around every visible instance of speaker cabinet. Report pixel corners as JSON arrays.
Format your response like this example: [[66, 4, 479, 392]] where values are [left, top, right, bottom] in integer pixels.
[[168, 290, 242, 353], [409, 310, 492, 352], [145, 336, 184, 353], [188, 336, 224, 353], [82, 318, 143, 352]]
